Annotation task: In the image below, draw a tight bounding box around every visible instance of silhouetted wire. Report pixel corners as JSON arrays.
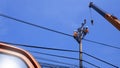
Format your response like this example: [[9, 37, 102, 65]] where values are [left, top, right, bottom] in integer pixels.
[[29, 50, 79, 60], [0, 14, 119, 67], [0, 41, 119, 67], [35, 57, 100, 68], [0, 13, 120, 50], [0, 41, 78, 52], [30, 50, 118, 68], [0, 41, 119, 68], [36, 57, 79, 67], [38, 61, 76, 68], [0, 13, 72, 37], [82, 60, 100, 68], [83, 52, 119, 68], [83, 39, 120, 50]]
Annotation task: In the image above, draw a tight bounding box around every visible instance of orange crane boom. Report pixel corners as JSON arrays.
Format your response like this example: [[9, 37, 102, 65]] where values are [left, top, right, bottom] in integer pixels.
[[89, 2, 120, 31]]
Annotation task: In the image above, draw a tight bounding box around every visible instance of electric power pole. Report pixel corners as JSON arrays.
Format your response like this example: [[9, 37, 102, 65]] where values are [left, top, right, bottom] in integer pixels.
[[73, 19, 88, 68], [79, 37, 82, 68]]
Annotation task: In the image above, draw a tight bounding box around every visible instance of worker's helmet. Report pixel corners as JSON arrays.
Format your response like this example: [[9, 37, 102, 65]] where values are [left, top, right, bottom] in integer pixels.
[[85, 26, 88, 29]]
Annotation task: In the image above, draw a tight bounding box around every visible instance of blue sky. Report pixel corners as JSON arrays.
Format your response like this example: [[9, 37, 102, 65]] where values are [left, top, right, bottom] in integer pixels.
[[0, 0, 120, 68]]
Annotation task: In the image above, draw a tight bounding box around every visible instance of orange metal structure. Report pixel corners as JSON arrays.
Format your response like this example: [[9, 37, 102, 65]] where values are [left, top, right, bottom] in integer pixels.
[[0, 43, 41, 68], [89, 2, 120, 31]]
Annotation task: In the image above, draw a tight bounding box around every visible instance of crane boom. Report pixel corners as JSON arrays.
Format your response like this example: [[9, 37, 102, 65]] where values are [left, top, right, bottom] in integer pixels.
[[89, 2, 120, 31]]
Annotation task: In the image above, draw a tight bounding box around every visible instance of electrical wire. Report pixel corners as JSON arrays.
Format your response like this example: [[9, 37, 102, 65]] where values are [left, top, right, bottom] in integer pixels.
[[35, 57, 79, 67], [82, 60, 100, 68], [35, 57, 100, 68], [0, 13, 73, 37], [0, 41, 118, 67], [30, 50, 118, 68], [89, 6, 93, 20], [29, 50, 79, 60], [83, 52, 119, 68], [0, 41, 78, 52], [83, 39, 120, 50], [0, 13, 120, 50], [32, 51, 100, 68], [38, 61, 75, 68], [0, 14, 119, 67]]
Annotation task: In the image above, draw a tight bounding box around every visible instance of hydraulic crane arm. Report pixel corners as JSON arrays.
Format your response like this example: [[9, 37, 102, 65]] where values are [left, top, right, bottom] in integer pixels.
[[89, 2, 120, 31]]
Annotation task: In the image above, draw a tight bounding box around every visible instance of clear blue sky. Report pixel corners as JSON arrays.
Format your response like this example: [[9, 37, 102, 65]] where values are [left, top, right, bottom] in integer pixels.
[[0, 0, 120, 68]]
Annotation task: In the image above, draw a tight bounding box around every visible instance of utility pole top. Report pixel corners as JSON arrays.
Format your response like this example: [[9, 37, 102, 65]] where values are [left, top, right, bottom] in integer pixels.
[[73, 19, 89, 68], [73, 19, 89, 43]]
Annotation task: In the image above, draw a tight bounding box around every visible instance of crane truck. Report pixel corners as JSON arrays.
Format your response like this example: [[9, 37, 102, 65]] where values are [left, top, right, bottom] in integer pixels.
[[89, 2, 120, 31]]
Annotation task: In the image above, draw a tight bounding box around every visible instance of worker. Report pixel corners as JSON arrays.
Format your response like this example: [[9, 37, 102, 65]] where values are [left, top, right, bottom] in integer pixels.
[[82, 26, 89, 38], [73, 30, 78, 38], [73, 30, 80, 43]]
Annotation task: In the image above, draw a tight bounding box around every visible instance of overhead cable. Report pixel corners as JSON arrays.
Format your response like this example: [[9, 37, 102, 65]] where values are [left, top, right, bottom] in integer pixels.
[[0, 41, 118, 67], [0, 41, 78, 52], [38, 61, 76, 68], [30, 50, 79, 60], [83, 39, 120, 50], [36, 57, 100, 68], [30, 50, 118, 68], [35, 57, 78, 67], [82, 60, 100, 68], [0, 13, 72, 37], [31, 51, 100, 68], [83, 52, 119, 68], [0, 13, 120, 50]]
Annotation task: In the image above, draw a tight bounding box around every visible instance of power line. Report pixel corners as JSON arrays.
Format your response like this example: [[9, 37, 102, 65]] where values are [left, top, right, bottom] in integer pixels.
[[30, 50, 118, 68], [36, 57, 79, 67], [0, 13, 73, 37], [0, 41, 78, 52], [0, 13, 120, 50], [36, 57, 100, 68], [0, 41, 118, 67], [30, 50, 79, 60], [38, 61, 74, 68], [83, 52, 119, 68], [0, 13, 119, 67], [83, 39, 120, 50], [82, 60, 100, 68], [0, 41, 100, 67], [31, 51, 100, 68]]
